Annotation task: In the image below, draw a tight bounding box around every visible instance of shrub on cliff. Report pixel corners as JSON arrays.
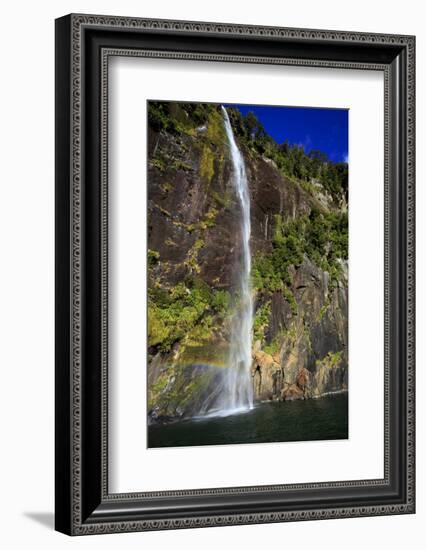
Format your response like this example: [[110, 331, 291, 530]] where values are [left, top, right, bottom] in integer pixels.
[[252, 209, 348, 314], [148, 278, 231, 353]]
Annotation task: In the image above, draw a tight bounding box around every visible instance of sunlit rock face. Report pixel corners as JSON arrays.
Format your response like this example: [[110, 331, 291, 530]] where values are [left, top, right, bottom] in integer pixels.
[[147, 102, 348, 422]]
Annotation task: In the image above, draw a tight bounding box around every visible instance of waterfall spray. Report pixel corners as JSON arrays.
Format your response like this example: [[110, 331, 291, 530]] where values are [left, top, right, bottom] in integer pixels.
[[221, 106, 254, 412]]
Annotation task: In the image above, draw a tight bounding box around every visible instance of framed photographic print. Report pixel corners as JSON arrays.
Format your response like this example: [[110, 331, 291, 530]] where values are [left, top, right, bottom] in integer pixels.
[[55, 14, 415, 535]]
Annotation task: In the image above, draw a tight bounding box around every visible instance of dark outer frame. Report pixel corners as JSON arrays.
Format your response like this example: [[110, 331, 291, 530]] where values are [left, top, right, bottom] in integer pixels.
[[55, 13, 415, 536]]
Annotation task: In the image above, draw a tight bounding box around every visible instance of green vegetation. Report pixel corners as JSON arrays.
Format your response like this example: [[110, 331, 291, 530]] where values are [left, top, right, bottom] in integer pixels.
[[186, 207, 218, 232], [184, 238, 205, 274], [253, 209, 348, 293], [148, 101, 197, 136], [199, 109, 227, 182], [148, 101, 225, 142], [263, 325, 298, 357], [180, 102, 220, 126], [210, 190, 232, 209], [151, 201, 218, 234], [150, 156, 167, 172], [263, 336, 281, 356], [283, 286, 298, 315], [200, 144, 215, 182], [148, 249, 160, 266], [148, 363, 219, 413], [148, 278, 231, 353], [160, 182, 173, 193], [315, 350, 343, 369], [148, 374, 170, 410], [206, 110, 226, 145], [172, 159, 192, 171], [253, 301, 271, 342], [318, 301, 330, 321]]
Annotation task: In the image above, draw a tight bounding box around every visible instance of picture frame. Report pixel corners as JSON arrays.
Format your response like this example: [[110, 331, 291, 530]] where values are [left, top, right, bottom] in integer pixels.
[[55, 13, 415, 535]]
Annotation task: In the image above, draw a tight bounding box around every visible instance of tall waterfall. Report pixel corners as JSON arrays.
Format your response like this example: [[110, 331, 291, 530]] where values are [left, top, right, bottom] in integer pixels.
[[221, 106, 254, 412]]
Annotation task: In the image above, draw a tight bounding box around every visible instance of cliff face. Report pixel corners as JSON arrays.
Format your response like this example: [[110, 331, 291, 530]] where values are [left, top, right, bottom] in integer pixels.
[[252, 257, 348, 402], [147, 102, 348, 422]]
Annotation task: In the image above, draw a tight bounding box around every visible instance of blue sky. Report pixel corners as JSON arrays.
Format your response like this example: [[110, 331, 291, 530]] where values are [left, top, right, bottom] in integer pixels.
[[225, 103, 348, 163]]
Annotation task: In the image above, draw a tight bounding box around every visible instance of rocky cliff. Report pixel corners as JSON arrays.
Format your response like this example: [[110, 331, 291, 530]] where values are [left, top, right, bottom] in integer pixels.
[[147, 102, 348, 422]]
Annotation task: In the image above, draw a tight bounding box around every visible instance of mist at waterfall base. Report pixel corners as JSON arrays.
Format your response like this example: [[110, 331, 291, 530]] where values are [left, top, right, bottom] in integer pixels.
[[148, 393, 348, 448]]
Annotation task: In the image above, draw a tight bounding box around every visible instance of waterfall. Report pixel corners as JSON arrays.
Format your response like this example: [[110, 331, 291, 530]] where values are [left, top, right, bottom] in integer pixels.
[[221, 106, 254, 412]]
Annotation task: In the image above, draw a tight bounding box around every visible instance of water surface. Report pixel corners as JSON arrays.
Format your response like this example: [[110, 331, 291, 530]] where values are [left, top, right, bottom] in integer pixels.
[[148, 393, 348, 448]]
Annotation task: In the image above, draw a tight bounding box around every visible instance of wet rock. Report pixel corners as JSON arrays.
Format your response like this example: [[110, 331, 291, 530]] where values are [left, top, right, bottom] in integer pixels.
[[252, 350, 282, 401], [147, 363, 229, 422], [296, 367, 311, 398], [281, 383, 304, 401]]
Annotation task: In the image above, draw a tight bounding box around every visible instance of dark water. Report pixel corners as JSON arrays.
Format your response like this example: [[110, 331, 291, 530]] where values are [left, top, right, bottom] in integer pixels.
[[148, 393, 348, 448]]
